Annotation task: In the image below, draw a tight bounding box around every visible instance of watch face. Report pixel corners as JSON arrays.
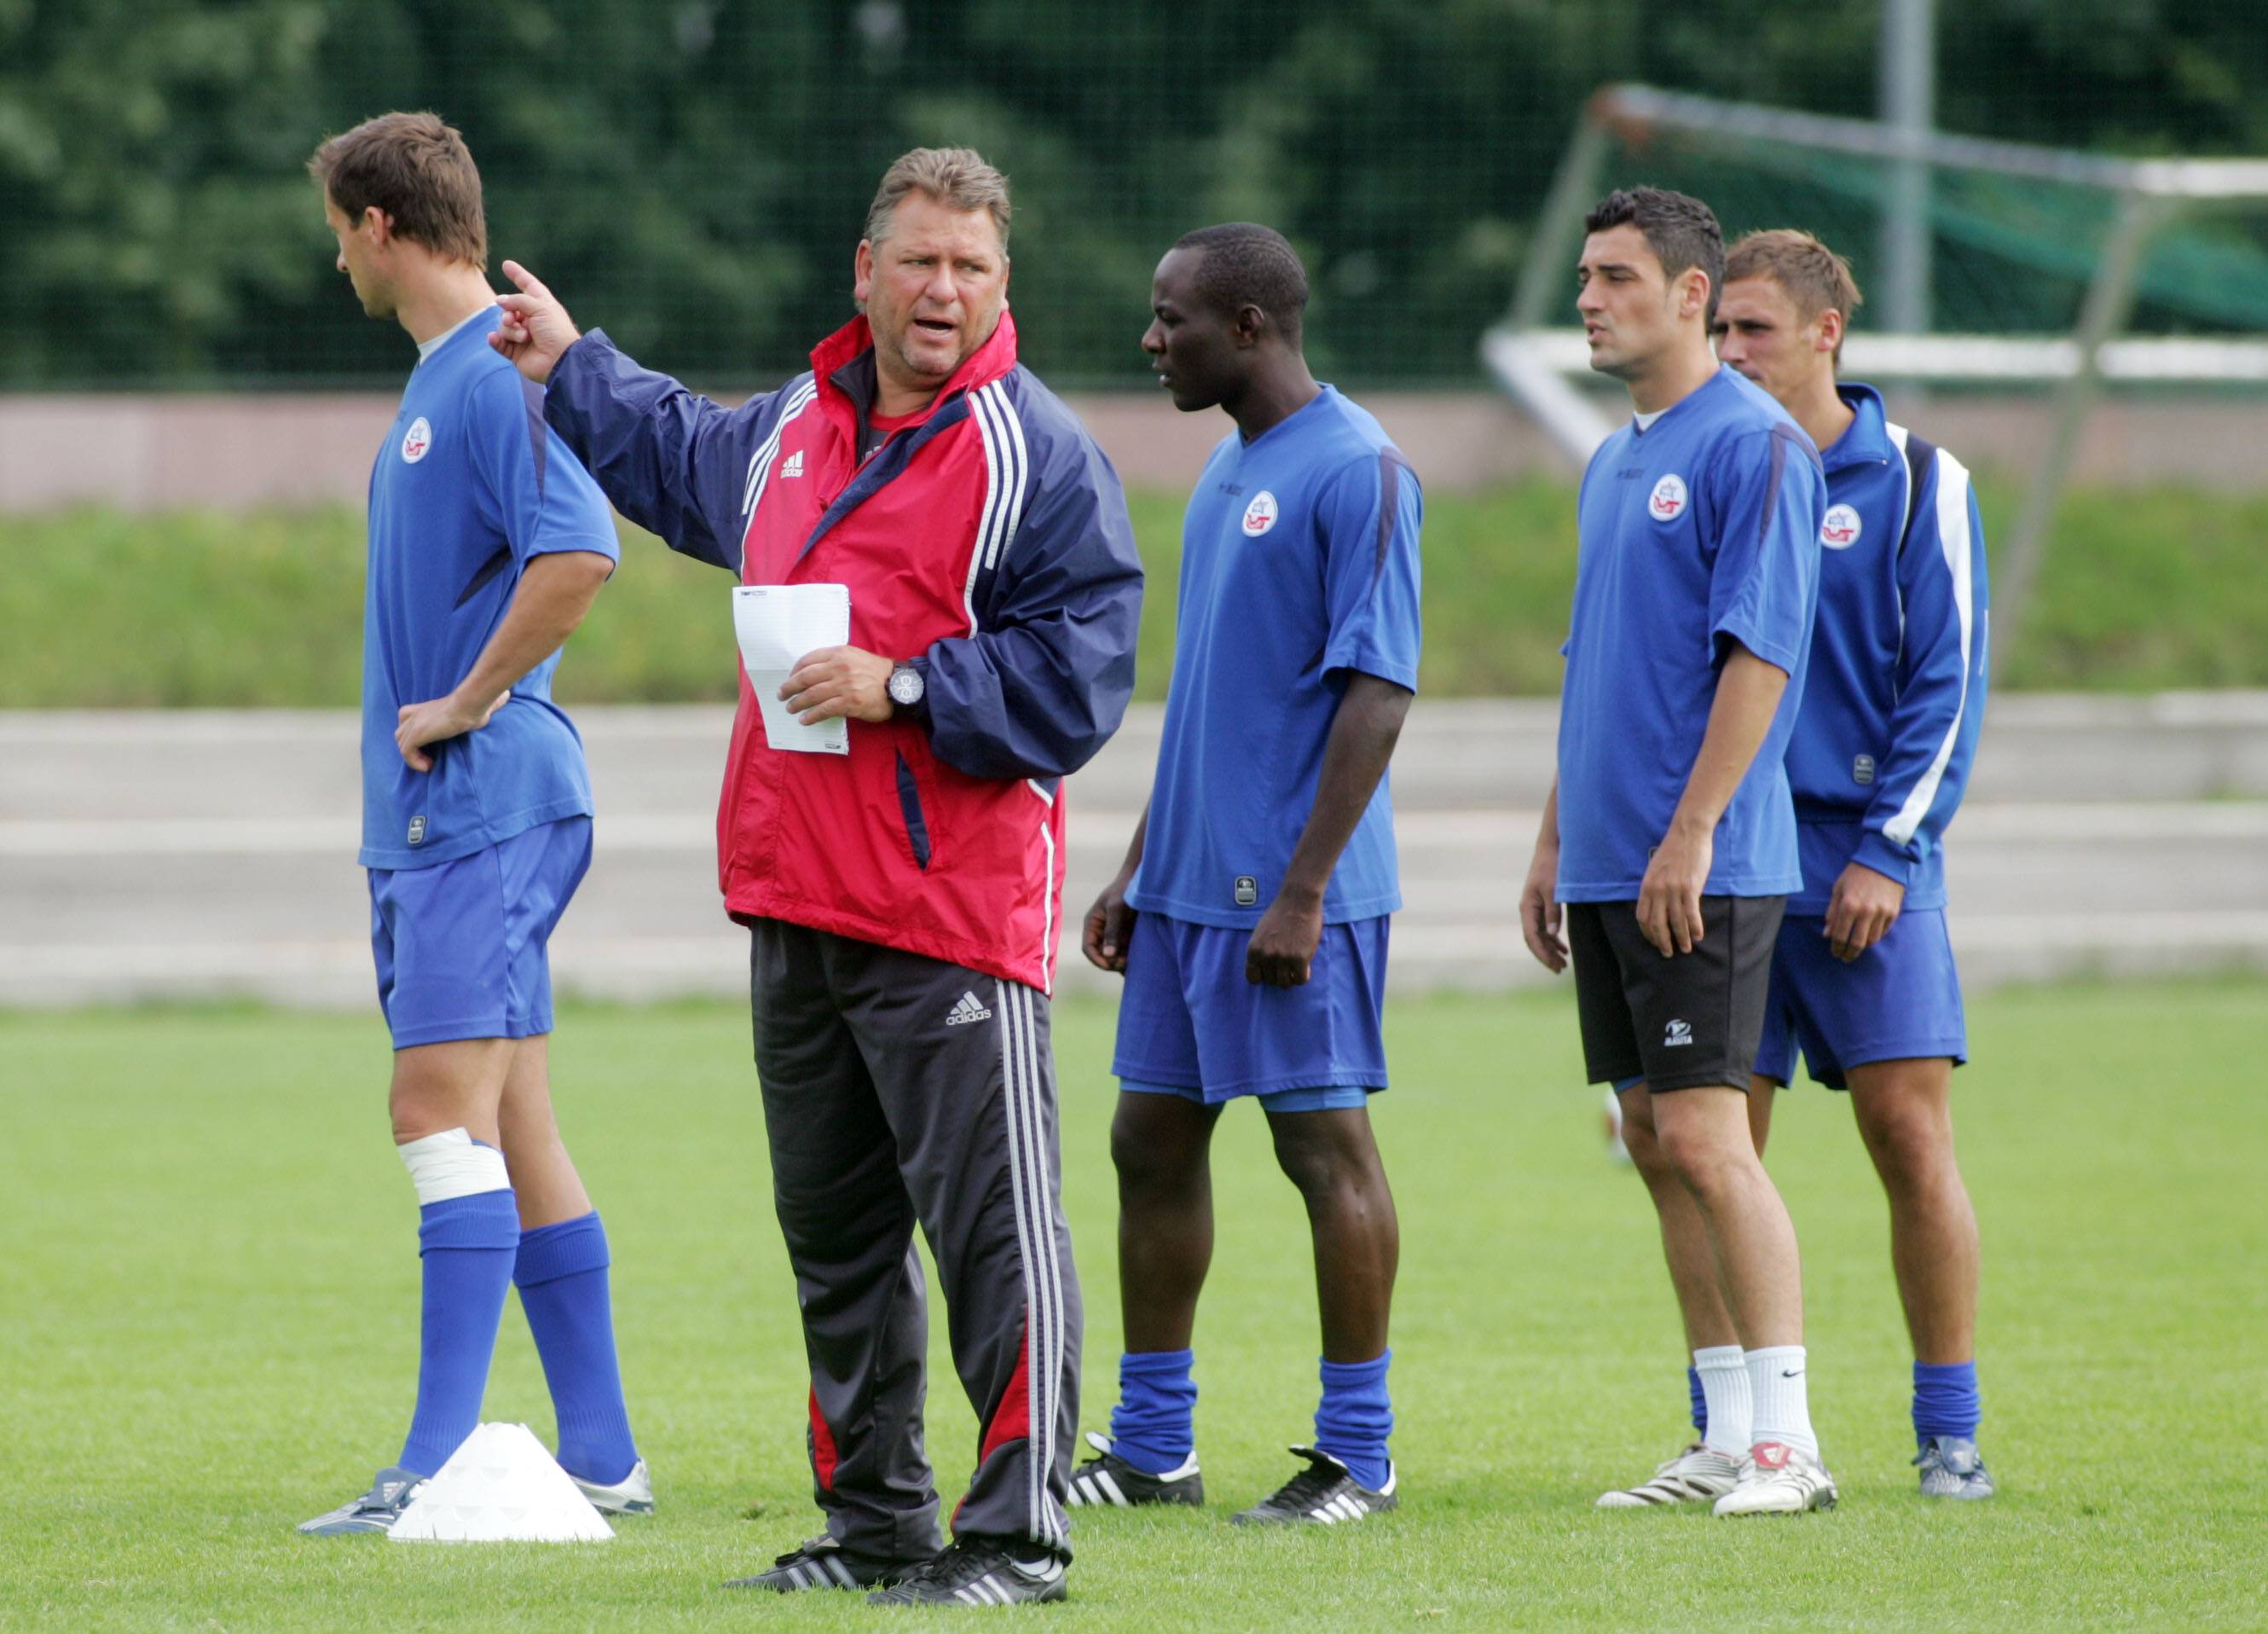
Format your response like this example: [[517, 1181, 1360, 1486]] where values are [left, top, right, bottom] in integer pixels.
[[888, 668, 923, 705]]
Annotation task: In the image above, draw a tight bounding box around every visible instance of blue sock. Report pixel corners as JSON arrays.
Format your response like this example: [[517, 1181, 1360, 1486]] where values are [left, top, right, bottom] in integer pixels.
[[1688, 1365, 1708, 1440], [399, 1188, 520, 1475], [1912, 1359, 1982, 1446], [516, 1212, 639, 1485], [1314, 1351, 1393, 1492], [1108, 1349, 1196, 1476]]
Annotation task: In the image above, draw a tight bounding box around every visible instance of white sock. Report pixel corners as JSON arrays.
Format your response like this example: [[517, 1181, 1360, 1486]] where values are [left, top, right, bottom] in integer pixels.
[[1746, 1345, 1819, 1459], [1693, 1345, 1750, 1458]]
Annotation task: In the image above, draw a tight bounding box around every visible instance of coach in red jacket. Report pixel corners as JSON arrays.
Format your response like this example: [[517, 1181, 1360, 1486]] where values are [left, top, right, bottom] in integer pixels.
[[490, 148, 1141, 1607]]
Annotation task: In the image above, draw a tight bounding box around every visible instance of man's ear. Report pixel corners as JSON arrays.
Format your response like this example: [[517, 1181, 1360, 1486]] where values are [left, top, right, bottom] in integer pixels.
[[360, 206, 395, 248], [1233, 302, 1270, 349], [1816, 307, 1846, 356], [853, 238, 875, 306], [1679, 267, 1713, 323]]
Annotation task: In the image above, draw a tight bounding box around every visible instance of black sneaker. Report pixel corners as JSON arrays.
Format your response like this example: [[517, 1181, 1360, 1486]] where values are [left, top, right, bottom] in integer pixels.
[[296, 1464, 426, 1536], [866, 1536, 1068, 1607], [1067, 1430, 1204, 1508], [1230, 1445, 1397, 1527], [725, 1534, 929, 1592]]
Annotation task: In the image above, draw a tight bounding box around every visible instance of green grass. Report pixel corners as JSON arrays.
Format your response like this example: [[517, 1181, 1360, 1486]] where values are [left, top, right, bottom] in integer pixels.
[[3, 981, 2264, 1630], [7, 478, 2268, 706]]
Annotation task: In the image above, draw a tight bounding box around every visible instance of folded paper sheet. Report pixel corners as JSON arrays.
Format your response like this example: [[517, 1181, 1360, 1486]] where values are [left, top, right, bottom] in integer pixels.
[[732, 583, 852, 756]]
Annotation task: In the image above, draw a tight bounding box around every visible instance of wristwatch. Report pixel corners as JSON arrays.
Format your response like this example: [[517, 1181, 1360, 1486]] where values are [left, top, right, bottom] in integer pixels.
[[887, 660, 927, 716]]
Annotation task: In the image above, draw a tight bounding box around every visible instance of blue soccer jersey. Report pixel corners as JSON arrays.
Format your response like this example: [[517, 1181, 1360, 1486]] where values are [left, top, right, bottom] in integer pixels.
[[1126, 387, 1422, 927], [1555, 366, 1823, 902], [1783, 384, 1990, 913], [360, 305, 621, 870]]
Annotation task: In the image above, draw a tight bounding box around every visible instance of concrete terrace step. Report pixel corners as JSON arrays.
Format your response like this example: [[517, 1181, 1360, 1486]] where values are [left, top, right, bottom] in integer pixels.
[[7, 692, 2268, 819], [3, 698, 2265, 1007]]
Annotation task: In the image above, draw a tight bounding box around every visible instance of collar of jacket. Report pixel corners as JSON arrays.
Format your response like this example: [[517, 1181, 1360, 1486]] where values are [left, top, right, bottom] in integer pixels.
[[807, 306, 1021, 437], [1825, 380, 1895, 472]]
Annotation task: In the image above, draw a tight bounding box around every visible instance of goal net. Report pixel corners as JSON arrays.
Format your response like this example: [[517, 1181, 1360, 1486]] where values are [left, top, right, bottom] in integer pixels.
[[1486, 84, 2268, 634]]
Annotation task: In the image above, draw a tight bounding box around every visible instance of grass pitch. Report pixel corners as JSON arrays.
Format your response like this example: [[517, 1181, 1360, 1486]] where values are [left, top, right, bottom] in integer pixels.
[[3, 981, 2263, 1631]]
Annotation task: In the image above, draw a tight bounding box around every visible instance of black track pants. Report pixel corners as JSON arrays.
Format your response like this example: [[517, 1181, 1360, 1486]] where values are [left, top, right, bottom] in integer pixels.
[[750, 918, 1080, 1557]]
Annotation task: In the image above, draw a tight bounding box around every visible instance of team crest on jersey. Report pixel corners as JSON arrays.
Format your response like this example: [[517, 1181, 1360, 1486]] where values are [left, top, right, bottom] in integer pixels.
[[1648, 473, 1688, 522], [1820, 503, 1863, 549], [401, 416, 433, 464], [1241, 491, 1279, 536]]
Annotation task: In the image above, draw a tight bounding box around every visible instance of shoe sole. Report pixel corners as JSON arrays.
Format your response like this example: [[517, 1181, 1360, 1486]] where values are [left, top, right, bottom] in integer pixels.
[[1068, 1488, 1203, 1509], [1716, 1492, 1838, 1516], [296, 1521, 397, 1537], [726, 1559, 924, 1592], [1231, 1500, 1396, 1526], [868, 1585, 1067, 1607]]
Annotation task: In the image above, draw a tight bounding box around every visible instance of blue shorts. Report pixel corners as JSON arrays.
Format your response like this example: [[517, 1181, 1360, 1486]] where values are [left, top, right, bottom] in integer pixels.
[[1121, 1079, 1370, 1114], [1110, 910, 1389, 1105], [1755, 907, 1968, 1091], [368, 816, 592, 1050]]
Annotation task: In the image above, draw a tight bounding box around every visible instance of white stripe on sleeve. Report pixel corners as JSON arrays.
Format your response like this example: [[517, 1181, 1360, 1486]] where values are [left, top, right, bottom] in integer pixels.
[[1883, 448, 1976, 847]]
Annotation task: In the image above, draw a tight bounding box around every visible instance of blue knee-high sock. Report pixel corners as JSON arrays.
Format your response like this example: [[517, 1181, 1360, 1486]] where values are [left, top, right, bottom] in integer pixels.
[[1314, 1351, 1393, 1492], [399, 1189, 520, 1475], [1912, 1360, 1982, 1446], [1688, 1365, 1708, 1440], [1108, 1349, 1196, 1476], [515, 1212, 639, 1485]]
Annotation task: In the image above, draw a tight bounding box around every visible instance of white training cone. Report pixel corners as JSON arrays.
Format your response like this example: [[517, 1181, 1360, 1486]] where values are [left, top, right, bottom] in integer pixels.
[[388, 1422, 615, 1544]]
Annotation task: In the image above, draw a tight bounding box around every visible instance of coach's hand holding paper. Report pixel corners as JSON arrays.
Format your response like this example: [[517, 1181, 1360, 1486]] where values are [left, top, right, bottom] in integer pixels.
[[732, 583, 852, 755]]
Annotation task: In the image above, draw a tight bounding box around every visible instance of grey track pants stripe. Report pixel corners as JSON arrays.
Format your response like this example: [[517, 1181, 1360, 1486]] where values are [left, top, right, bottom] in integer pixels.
[[997, 980, 1067, 1548]]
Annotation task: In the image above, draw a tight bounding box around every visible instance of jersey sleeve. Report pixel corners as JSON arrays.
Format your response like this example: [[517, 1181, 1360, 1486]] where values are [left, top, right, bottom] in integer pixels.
[[1319, 449, 1424, 693], [467, 365, 622, 571], [1854, 447, 1991, 884], [543, 328, 793, 573], [1704, 422, 1821, 675], [920, 418, 1144, 782]]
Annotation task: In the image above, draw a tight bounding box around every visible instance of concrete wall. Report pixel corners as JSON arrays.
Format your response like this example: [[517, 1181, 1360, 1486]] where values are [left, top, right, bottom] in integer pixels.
[[7, 388, 2267, 512], [7, 697, 2265, 1008]]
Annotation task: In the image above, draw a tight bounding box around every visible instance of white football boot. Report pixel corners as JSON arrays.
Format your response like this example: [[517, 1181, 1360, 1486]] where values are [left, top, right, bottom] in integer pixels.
[[1713, 1440, 1838, 1515], [570, 1457, 653, 1515], [1595, 1442, 1742, 1508]]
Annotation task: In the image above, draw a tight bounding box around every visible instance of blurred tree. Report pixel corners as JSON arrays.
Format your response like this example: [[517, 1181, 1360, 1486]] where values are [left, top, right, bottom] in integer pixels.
[[1, 0, 2264, 388]]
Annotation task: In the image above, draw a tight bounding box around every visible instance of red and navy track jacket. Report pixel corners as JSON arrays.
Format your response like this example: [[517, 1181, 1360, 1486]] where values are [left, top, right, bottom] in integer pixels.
[[544, 310, 1143, 992]]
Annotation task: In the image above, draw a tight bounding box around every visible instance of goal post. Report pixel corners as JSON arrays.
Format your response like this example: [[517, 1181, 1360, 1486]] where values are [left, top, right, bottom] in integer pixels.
[[1488, 84, 2268, 642]]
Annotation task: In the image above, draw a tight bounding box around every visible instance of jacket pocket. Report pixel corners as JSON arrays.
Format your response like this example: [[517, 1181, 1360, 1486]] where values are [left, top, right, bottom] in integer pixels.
[[894, 748, 933, 872]]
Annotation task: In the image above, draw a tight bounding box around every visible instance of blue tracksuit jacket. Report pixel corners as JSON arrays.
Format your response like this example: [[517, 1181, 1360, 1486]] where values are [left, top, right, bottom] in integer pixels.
[[1785, 383, 1990, 914]]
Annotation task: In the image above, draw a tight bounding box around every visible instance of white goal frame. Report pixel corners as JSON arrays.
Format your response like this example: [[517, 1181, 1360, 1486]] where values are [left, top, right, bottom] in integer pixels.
[[1486, 84, 2268, 640]]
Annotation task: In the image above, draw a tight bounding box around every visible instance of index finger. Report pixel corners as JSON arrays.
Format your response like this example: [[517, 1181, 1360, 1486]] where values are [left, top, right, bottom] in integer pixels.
[[500, 258, 549, 298]]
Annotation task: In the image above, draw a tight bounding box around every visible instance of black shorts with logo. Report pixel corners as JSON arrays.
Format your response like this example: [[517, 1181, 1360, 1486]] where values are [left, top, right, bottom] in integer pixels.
[[1565, 895, 1785, 1092]]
